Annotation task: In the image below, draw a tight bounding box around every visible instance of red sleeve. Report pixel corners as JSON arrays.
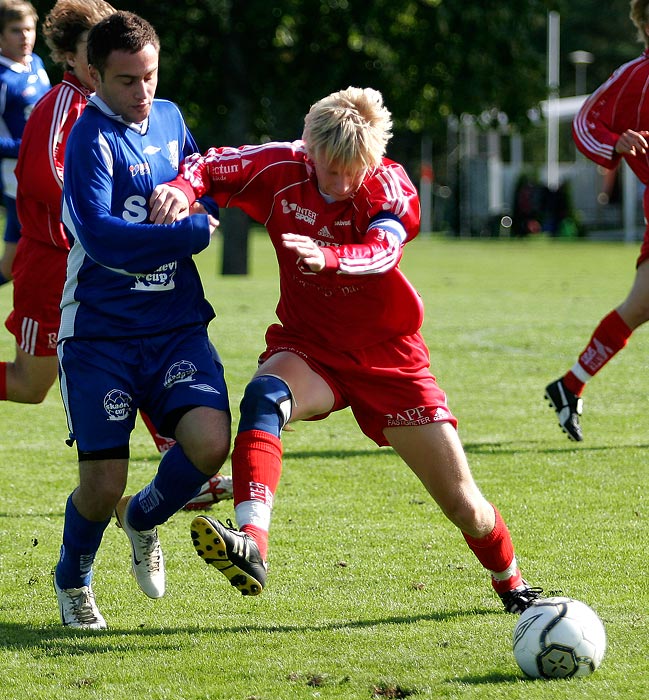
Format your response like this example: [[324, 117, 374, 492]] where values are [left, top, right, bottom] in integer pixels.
[[167, 170, 199, 205], [17, 89, 81, 210], [572, 83, 624, 170], [320, 160, 420, 275], [173, 142, 309, 224], [320, 225, 403, 274], [357, 161, 420, 239], [16, 80, 87, 248], [572, 53, 649, 179]]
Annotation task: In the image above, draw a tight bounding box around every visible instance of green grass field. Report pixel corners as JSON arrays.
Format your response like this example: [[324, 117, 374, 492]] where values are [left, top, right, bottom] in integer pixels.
[[0, 231, 647, 699]]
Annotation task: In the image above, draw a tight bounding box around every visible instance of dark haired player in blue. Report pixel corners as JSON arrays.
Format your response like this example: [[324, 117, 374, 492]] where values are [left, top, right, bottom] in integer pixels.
[[0, 0, 50, 284], [53, 11, 230, 630]]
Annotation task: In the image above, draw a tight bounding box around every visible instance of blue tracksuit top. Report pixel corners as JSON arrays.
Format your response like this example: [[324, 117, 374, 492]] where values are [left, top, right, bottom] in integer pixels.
[[59, 96, 216, 341], [0, 52, 50, 196]]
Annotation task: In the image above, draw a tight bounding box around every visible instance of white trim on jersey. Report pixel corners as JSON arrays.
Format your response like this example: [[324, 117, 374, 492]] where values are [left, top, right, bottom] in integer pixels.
[[573, 56, 648, 163], [97, 131, 114, 178], [336, 228, 402, 275], [47, 84, 75, 190]]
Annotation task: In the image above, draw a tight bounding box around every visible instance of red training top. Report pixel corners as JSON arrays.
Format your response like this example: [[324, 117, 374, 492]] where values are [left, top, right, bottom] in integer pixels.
[[573, 48, 649, 184], [171, 140, 423, 351], [15, 72, 91, 250]]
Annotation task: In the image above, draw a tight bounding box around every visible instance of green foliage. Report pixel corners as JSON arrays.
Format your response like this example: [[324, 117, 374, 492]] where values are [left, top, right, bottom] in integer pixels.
[[559, 0, 638, 91], [27, 0, 639, 153], [0, 232, 647, 698]]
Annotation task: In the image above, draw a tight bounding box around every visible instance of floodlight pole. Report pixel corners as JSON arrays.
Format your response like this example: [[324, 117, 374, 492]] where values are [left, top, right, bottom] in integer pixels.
[[546, 10, 560, 192], [568, 50, 594, 96], [420, 135, 433, 234]]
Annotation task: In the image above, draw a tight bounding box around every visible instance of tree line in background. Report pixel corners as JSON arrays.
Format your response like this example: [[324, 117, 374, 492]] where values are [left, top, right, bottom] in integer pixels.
[[27, 0, 641, 266]]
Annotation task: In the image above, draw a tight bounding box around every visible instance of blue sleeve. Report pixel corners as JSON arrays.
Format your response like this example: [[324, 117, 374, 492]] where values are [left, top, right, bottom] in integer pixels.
[[0, 84, 21, 156], [63, 126, 212, 274], [0, 136, 20, 158]]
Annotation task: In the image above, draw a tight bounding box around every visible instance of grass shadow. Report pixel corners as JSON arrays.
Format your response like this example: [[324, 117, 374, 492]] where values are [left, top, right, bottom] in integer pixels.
[[462, 441, 649, 455], [0, 606, 498, 652], [446, 671, 524, 685]]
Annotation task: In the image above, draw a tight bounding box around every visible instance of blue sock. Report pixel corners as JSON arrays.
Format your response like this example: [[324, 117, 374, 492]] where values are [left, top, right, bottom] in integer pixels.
[[0, 273, 9, 286], [55, 494, 111, 589], [127, 444, 209, 530]]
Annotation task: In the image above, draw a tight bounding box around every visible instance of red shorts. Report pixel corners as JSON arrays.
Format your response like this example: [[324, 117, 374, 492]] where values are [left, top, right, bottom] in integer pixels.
[[5, 237, 68, 356], [261, 323, 457, 446]]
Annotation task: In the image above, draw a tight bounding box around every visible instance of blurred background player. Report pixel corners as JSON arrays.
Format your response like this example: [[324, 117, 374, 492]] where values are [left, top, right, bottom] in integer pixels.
[[53, 11, 231, 629], [0, 0, 50, 285], [545, 0, 649, 441], [0, 0, 235, 502], [2, 0, 112, 406], [154, 87, 543, 614]]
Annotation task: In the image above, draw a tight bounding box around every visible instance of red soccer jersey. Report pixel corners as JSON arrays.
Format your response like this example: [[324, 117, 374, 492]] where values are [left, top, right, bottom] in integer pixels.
[[173, 141, 422, 350], [573, 49, 649, 184], [15, 72, 91, 250]]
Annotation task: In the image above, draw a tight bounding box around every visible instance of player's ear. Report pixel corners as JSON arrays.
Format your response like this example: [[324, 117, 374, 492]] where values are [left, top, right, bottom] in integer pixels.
[[88, 64, 101, 89], [64, 51, 76, 70]]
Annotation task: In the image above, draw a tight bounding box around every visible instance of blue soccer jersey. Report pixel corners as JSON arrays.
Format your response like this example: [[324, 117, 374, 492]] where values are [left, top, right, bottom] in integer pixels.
[[60, 96, 216, 340], [0, 52, 50, 196]]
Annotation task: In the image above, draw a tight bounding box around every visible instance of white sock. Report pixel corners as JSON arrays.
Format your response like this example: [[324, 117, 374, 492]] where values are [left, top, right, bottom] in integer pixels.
[[235, 499, 271, 530]]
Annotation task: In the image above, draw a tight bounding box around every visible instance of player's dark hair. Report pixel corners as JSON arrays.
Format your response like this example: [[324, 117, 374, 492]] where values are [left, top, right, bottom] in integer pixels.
[[87, 10, 159, 76], [43, 0, 115, 69]]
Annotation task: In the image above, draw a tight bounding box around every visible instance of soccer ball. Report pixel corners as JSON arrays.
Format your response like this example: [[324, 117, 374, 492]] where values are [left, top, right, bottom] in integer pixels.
[[512, 597, 606, 679]]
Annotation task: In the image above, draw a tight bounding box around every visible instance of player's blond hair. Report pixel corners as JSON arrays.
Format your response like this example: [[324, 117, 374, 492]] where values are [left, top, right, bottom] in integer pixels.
[[0, 0, 38, 33], [43, 0, 115, 69], [630, 0, 649, 45], [302, 87, 393, 170]]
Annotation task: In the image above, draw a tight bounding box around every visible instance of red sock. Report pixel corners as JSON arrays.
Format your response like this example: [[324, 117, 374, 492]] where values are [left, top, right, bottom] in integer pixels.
[[232, 430, 282, 560], [241, 523, 269, 560], [563, 310, 632, 395], [140, 410, 176, 453], [463, 506, 521, 592], [0, 362, 6, 400], [232, 430, 283, 505]]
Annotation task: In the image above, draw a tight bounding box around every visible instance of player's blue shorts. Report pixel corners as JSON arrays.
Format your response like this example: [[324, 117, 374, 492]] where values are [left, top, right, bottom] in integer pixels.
[[2, 195, 21, 243], [58, 325, 230, 452]]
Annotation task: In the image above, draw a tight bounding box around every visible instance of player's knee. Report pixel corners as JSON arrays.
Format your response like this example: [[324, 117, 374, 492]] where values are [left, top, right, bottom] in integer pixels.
[[192, 440, 230, 475], [177, 409, 231, 473], [238, 374, 292, 437]]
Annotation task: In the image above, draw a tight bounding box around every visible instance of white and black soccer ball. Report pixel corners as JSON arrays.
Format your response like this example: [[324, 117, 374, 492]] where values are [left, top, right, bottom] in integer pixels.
[[512, 597, 606, 679]]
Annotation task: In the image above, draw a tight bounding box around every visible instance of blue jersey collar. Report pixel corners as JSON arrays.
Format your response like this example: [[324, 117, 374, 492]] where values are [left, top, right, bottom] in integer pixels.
[[87, 94, 149, 133]]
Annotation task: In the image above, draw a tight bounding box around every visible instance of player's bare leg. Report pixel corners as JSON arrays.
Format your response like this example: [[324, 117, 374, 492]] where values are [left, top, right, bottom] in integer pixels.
[[616, 257, 649, 329], [1, 347, 58, 403], [385, 421, 541, 612], [546, 258, 649, 441], [0, 241, 17, 283], [385, 422, 493, 537]]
